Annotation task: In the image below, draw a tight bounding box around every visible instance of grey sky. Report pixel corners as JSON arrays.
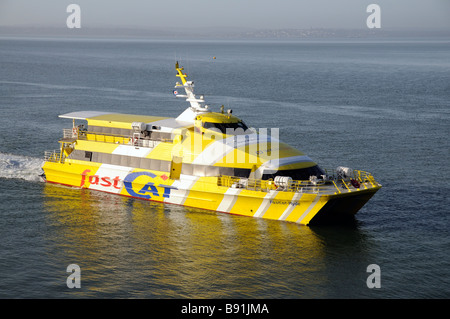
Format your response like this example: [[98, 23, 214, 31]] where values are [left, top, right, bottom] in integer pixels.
[[1, 0, 449, 30]]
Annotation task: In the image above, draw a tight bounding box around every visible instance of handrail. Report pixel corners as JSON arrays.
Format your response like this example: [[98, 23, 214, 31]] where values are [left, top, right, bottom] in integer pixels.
[[217, 175, 333, 194], [217, 168, 380, 194], [44, 150, 64, 163], [62, 128, 172, 146], [84, 131, 131, 145], [331, 180, 341, 194]]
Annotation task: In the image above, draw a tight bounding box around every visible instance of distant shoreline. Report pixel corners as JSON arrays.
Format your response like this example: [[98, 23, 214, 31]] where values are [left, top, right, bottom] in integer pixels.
[[1, 26, 449, 41]]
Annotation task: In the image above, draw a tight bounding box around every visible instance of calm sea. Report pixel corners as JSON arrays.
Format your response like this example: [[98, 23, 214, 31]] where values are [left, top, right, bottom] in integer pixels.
[[0, 37, 449, 299]]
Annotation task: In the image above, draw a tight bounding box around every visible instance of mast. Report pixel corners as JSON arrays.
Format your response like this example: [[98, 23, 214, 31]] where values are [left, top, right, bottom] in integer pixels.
[[174, 61, 211, 122]]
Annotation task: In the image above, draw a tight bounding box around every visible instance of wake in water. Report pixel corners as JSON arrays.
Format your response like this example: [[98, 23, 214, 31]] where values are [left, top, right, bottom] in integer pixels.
[[0, 153, 44, 182]]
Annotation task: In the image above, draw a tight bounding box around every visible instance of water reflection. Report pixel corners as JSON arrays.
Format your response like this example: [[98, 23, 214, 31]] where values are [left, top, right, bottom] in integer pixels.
[[43, 184, 376, 298]]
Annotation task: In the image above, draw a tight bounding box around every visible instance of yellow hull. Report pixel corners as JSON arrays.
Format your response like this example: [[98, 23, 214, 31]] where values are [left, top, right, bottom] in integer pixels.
[[42, 160, 380, 225]]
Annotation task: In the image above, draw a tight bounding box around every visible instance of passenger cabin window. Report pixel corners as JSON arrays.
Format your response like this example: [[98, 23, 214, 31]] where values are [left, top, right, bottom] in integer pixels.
[[203, 121, 249, 134], [261, 165, 325, 181]]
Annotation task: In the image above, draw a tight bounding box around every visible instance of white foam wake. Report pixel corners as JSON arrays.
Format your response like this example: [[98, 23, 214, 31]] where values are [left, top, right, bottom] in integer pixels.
[[0, 153, 44, 182]]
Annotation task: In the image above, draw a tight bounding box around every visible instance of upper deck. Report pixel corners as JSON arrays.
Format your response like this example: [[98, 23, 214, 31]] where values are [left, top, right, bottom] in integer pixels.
[[59, 111, 192, 131]]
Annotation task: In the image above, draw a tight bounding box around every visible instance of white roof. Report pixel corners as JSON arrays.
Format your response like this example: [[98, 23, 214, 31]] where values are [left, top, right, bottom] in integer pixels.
[[58, 111, 193, 131], [58, 111, 114, 120]]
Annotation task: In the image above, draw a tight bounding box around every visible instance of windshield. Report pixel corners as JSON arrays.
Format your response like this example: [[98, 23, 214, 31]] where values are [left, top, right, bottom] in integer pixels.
[[203, 121, 249, 134]]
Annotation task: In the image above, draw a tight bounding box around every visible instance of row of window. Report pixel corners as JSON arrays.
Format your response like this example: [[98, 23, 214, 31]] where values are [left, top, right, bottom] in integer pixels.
[[68, 149, 251, 177], [69, 149, 322, 181]]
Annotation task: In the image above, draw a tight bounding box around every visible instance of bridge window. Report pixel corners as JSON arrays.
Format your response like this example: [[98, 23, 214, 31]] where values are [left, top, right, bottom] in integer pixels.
[[203, 121, 249, 134]]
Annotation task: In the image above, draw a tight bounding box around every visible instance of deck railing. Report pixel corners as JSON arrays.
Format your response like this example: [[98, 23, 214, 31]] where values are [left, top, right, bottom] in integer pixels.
[[217, 169, 380, 194], [63, 128, 167, 147], [44, 150, 64, 163]]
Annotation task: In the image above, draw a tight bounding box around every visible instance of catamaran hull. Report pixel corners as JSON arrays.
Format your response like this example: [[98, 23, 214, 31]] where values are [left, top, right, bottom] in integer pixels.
[[42, 161, 380, 225]]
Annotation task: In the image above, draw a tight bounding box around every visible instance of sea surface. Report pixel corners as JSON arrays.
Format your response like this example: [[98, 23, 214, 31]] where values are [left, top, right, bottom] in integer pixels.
[[0, 36, 449, 299]]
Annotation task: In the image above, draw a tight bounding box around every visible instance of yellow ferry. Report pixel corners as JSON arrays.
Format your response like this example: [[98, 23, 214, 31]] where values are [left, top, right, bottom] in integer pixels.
[[41, 62, 381, 225]]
